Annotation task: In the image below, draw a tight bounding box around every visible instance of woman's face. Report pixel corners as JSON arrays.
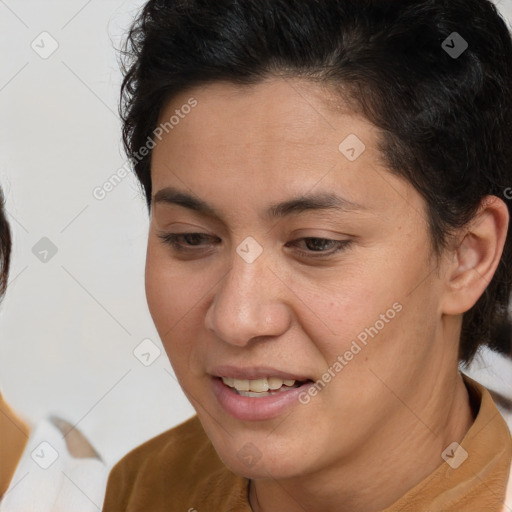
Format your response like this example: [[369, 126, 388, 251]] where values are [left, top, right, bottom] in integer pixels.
[[146, 78, 455, 479]]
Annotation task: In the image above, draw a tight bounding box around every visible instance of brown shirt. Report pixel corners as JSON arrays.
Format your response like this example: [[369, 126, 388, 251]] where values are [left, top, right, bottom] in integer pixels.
[[103, 375, 512, 511], [0, 394, 29, 498]]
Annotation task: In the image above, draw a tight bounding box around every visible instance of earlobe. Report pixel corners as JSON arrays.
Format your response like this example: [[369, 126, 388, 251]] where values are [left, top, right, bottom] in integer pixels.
[[441, 196, 509, 316]]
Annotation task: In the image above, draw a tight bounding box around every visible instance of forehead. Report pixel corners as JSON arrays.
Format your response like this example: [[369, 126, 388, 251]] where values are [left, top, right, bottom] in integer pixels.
[[151, 78, 426, 227], [156, 78, 366, 150]]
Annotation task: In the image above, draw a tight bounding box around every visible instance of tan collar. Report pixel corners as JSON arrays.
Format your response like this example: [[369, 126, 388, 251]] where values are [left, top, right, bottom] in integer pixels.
[[0, 394, 29, 498]]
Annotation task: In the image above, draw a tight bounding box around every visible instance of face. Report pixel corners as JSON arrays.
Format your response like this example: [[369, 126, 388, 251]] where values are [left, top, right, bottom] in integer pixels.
[[146, 78, 454, 480]]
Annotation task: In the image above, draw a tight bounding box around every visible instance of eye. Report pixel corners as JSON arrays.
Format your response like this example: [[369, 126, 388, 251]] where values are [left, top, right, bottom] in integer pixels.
[[157, 232, 353, 259], [286, 237, 352, 258], [157, 232, 219, 252], [158, 233, 352, 258]]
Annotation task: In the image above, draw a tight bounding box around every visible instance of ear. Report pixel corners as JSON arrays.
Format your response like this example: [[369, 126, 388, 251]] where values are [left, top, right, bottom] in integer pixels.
[[441, 196, 509, 315]]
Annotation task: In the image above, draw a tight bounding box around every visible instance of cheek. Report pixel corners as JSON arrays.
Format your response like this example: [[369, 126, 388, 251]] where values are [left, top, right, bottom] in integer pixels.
[[303, 249, 434, 370], [144, 245, 170, 330], [295, 273, 396, 356], [144, 242, 214, 375], [144, 244, 192, 349], [145, 242, 204, 331]]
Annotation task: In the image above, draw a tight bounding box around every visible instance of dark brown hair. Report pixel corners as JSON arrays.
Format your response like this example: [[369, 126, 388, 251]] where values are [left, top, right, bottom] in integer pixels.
[[0, 188, 11, 299]]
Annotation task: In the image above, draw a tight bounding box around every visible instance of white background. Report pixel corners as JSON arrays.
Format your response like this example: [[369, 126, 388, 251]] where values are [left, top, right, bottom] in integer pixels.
[[0, 0, 511, 467]]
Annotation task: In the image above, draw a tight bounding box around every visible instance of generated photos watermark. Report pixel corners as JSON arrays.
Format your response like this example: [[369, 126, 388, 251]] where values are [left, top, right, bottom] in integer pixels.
[[298, 301, 403, 405], [93, 97, 198, 201]]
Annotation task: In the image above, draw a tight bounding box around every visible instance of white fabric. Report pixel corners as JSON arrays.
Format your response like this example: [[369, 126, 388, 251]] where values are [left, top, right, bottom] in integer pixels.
[[466, 349, 512, 511], [497, 403, 512, 512], [0, 419, 108, 512]]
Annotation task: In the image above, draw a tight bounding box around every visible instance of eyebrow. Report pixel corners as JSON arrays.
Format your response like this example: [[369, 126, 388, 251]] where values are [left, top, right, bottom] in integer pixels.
[[153, 186, 368, 220]]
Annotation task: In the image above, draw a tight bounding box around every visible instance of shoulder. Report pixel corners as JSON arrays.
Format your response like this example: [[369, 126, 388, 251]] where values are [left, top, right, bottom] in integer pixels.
[[112, 415, 220, 477], [103, 415, 247, 511], [109, 414, 210, 472]]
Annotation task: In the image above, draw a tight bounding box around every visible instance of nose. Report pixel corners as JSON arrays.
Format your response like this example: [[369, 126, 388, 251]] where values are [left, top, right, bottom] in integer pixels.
[[204, 249, 292, 347]]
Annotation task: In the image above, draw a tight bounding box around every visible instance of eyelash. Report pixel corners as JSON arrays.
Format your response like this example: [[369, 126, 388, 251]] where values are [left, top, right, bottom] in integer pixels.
[[157, 232, 352, 258]]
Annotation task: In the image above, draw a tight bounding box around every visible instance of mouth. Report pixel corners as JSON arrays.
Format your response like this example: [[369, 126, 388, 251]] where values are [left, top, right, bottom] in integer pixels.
[[211, 373, 315, 421], [220, 376, 313, 397]]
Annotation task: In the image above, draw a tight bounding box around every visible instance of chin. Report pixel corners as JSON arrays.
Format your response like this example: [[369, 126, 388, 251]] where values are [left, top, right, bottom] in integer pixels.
[[212, 433, 310, 480], [224, 454, 304, 480]]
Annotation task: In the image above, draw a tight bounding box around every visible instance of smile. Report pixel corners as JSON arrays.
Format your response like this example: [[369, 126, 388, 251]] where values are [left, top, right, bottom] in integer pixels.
[[212, 376, 314, 421], [221, 376, 307, 397]]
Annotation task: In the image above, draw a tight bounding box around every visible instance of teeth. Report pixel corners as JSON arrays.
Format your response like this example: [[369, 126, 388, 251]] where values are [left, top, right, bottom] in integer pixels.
[[233, 379, 250, 391], [222, 376, 300, 392], [246, 378, 269, 392], [222, 377, 234, 388], [268, 377, 284, 390]]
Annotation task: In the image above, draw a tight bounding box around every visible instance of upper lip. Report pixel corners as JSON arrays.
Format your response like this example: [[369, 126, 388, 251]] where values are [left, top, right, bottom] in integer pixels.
[[210, 365, 313, 381]]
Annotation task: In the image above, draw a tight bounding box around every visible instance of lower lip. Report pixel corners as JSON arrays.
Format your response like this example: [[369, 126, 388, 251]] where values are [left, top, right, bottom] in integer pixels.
[[211, 377, 313, 421]]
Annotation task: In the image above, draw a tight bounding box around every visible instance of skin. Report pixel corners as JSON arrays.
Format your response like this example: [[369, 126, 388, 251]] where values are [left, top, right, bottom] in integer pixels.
[[145, 78, 509, 512]]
